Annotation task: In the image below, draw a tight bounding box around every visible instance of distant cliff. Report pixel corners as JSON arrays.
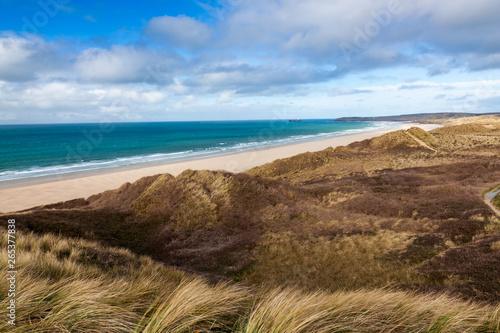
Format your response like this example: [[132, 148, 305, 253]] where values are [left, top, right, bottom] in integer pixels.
[[335, 112, 499, 122]]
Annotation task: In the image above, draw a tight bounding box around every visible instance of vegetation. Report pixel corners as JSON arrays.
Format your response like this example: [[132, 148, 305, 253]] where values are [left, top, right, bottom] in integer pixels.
[[2, 114, 500, 331], [494, 193, 500, 210], [0, 230, 245, 332], [1, 230, 499, 332]]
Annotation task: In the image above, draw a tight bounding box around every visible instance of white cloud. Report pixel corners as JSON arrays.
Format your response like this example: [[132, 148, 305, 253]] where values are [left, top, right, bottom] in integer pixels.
[[167, 77, 190, 95], [0, 80, 169, 122], [145, 15, 213, 49], [217, 90, 236, 103], [75, 46, 181, 84], [3, 1, 500, 123], [221, 0, 401, 54], [0, 33, 60, 82], [215, 0, 500, 74], [330, 88, 373, 97], [76, 46, 158, 83], [414, 0, 500, 26]]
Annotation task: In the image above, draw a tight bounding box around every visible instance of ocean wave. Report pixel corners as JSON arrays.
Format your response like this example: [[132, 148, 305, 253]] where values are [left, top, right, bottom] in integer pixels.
[[0, 150, 196, 182], [0, 121, 400, 182]]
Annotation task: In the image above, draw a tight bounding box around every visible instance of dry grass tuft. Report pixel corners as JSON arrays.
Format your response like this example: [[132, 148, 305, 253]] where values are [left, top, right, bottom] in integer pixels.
[[241, 287, 500, 333], [242, 231, 416, 291], [4, 219, 500, 333], [137, 279, 248, 332], [0, 230, 244, 332], [2, 229, 500, 332]]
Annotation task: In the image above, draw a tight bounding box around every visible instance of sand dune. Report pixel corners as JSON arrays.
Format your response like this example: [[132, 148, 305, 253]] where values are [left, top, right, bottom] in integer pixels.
[[0, 123, 441, 212]]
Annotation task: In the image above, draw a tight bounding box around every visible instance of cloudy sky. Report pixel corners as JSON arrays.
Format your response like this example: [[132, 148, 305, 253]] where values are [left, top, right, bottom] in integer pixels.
[[0, 0, 499, 124]]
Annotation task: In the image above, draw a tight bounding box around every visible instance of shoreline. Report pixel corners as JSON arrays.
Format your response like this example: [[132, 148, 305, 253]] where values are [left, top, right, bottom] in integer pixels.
[[0, 121, 397, 187], [0, 122, 441, 213], [0, 122, 398, 190]]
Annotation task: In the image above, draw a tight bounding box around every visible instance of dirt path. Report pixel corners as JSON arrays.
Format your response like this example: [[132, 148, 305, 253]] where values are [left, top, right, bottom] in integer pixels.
[[484, 188, 500, 216], [405, 131, 437, 152]]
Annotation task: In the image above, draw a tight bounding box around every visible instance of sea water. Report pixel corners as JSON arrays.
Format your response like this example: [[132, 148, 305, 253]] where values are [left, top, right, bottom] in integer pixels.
[[0, 119, 398, 183]]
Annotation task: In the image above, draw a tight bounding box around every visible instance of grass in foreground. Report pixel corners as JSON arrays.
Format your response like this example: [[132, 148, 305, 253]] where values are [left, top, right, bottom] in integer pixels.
[[1, 229, 500, 332]]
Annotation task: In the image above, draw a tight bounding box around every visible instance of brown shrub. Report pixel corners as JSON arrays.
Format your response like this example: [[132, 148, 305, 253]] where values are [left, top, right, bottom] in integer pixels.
[[435, 219, 485, 243], [33, 198, 89, 210], [386, 234, 446, 264], [419, 234, 500, 302]]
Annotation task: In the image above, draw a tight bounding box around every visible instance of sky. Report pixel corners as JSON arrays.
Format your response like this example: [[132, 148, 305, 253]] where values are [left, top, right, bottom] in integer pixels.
[[0, 0, 500, 124]]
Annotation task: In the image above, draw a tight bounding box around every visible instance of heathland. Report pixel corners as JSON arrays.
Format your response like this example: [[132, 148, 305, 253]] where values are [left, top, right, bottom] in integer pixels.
[[1, 114, 500, 332]]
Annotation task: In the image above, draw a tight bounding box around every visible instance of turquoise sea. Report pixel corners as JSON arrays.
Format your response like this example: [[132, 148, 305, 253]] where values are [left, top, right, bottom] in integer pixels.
[[0, 119, 398, 184]]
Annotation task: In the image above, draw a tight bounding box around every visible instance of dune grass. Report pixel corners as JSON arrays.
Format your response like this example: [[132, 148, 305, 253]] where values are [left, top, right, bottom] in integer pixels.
[[0, 230, 246, 332], [1, 229, 499, 332], [2, 116, 500, 331], [242, 231, 420, 292], [243, 288, 500, 333]]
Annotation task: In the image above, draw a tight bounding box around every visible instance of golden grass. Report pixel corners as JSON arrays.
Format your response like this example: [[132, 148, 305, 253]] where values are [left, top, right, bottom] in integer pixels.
[[0, 230, 245, 332], [242, 231, 421, 291], [243, 288, 500, 333], [1, 229, 499, 332], [407, 127, 440, 148], [136, 279, 247, 332], [431, 114, 500, 127]]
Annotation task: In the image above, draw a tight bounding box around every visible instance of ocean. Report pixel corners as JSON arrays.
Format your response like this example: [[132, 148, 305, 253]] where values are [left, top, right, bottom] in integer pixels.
[[0, 119, 397, 184]]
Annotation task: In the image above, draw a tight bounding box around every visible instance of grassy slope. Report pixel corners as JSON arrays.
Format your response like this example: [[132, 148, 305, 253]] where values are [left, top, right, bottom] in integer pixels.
[[494, 193, 500, 210], [0, 230, 499, 332], [2, 115, 500, 331], [244, 118, 500, 300]]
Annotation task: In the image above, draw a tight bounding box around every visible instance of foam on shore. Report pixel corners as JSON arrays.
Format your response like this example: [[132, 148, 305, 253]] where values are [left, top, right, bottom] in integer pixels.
[[0, 123, 441, 212]]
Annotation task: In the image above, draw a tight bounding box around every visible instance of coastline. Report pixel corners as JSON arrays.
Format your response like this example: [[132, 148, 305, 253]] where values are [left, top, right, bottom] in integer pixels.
[[0, 122, 441, 212]]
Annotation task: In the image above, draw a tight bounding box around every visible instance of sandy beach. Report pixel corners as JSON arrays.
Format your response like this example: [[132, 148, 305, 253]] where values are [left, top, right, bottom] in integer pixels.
[[0, 123, 441, 212]]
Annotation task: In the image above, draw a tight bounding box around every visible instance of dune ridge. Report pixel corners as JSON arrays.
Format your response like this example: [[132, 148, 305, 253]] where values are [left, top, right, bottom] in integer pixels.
[[2, 115, 500, 331]]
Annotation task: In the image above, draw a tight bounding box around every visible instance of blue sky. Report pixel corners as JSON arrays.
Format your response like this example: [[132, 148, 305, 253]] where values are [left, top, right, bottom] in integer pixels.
[[0, 0, 499, 123]]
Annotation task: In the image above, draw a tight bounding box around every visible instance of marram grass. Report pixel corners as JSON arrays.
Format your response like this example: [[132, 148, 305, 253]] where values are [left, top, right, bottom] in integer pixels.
[[1, 229, 499, 332]]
